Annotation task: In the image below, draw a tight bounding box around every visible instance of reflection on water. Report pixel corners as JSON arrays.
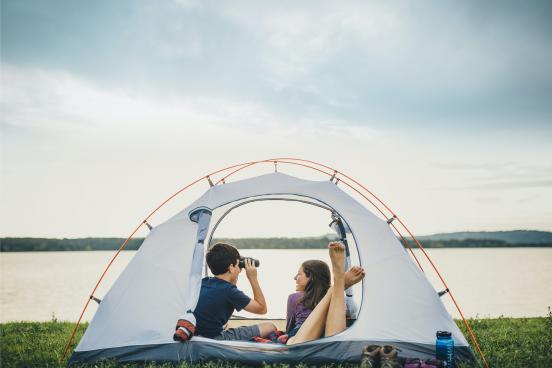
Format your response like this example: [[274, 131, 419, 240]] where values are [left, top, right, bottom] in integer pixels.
[[0, 248, 551, 322]]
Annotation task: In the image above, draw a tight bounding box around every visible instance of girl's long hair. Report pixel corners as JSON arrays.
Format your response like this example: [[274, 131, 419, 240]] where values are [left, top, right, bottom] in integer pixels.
[[300, 260, 331, 310]]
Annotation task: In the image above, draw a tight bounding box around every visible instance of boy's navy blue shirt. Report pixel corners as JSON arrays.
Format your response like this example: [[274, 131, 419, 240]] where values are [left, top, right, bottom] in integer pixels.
[[193, 277, 251, 338]]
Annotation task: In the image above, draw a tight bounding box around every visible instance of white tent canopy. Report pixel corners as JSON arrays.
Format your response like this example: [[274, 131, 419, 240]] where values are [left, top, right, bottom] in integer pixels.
[[70, 172, 476, 365]]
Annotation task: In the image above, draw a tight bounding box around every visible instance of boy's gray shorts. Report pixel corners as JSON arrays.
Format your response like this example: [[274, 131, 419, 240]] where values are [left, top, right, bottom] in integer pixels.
[[214, 324, 261, 341]]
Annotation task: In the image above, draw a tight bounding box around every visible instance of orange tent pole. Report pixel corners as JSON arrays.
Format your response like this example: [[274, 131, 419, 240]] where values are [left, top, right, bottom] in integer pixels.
[[62, 158, 488, 368]]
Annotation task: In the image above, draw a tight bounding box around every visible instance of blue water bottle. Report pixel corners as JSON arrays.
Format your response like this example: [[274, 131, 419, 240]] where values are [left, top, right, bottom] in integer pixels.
[[436, 331, 455, 367]]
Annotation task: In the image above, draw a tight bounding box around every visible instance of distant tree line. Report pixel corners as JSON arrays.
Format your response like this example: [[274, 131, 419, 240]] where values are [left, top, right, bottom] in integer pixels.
[[405, 239, 508, 248], [0, 238, 144, 252], [212, 236, 338, 249], [417, 230, 552, 244], [1, 236, 550, 252]]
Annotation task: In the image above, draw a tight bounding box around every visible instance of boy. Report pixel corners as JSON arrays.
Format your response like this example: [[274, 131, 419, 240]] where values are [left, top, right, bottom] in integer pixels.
[[193, 242, 276, 340]]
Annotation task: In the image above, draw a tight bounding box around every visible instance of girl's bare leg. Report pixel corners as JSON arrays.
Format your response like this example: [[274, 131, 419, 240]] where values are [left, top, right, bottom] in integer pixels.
[[324, 242, 346, 337], [287, 286, 333, 345], [287, 242, 352, 345]]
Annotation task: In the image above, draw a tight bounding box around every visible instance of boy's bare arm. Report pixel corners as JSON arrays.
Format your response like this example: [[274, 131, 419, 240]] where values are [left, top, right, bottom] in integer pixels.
[[242, 258, 267, 314]]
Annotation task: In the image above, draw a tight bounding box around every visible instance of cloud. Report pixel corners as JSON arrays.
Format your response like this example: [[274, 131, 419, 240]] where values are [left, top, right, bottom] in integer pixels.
[[0, 64, 401, 237], [432, 161, 552, 189], [2, 1, 552, 236], [3, 1, 551, 128], [469, 180, 552, 190], [211, 1, 552, 124], [475, 196, 502, 205], [0, 64, 385, 149], [514, 194, 540, 204]]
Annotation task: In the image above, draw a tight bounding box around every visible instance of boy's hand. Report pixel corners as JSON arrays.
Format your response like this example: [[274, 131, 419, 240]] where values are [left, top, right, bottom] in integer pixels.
[[243, 257, 267, 315], [244, 258, 257, 280]]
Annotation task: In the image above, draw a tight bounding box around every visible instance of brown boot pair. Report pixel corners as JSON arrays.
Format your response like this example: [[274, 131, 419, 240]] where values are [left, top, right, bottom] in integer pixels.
[[361, 345, 401, 368]]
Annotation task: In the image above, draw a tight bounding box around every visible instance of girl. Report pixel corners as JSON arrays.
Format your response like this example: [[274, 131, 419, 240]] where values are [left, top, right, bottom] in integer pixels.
[[286, 243, 365, 345], [286, 260, 331, 338]]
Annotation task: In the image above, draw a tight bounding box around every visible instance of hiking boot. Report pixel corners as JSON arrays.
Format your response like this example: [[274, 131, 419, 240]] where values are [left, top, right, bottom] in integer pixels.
[[360, 345, 381, 368], [380, 345, 401, 368]]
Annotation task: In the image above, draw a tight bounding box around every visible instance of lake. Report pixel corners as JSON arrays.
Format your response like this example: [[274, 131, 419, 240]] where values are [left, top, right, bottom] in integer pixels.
[[0, 248, 551, 322]]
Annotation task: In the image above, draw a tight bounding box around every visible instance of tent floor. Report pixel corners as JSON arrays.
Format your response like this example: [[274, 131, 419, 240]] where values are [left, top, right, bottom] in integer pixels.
[[70, 338, 478, 366], [71, 320, 478, 365]]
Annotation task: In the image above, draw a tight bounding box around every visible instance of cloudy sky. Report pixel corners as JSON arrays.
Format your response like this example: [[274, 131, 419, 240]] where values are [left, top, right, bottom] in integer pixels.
[[1, 0, 551, 238]]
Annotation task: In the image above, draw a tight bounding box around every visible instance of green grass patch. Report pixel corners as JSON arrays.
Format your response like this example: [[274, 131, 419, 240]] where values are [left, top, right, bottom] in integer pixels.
[[0, 319, 87, 368], [1, 315, 551, 367], [455, 314, 552, 367]]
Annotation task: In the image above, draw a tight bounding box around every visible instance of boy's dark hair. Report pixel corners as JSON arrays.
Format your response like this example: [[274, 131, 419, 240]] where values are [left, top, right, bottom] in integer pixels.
[[206, 243, 241, 275]]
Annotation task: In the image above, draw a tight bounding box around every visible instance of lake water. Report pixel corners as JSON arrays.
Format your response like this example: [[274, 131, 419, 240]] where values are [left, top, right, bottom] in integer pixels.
[[0, 248, 551, 322]]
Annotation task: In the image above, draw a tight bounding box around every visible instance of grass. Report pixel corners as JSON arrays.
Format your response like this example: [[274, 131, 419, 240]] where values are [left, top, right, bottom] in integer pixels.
[[455, 313, 552, 367], [1, 314, 551, 368]]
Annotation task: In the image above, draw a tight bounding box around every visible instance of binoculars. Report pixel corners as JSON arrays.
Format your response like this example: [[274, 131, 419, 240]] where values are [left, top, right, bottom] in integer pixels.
[[238, 256, 260, 268]]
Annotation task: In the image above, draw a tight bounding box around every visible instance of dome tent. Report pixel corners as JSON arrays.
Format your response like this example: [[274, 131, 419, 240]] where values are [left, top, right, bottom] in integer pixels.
[[66, 158, 483, 366]]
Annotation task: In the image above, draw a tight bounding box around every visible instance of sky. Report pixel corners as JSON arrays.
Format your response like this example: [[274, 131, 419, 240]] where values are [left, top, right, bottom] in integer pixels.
[[1, 0, 551, 238]]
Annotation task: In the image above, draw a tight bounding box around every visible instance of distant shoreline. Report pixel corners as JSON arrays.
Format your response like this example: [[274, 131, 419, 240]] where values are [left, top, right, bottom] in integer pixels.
[[1, 234, 551, 252]]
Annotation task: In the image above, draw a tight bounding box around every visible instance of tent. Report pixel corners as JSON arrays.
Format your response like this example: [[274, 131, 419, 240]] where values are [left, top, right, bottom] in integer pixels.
[[67, 159, 482, 366]]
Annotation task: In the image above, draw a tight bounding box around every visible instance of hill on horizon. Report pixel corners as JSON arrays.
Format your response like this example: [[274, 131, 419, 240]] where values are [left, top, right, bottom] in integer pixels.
[[417, 230, 552, 244]]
